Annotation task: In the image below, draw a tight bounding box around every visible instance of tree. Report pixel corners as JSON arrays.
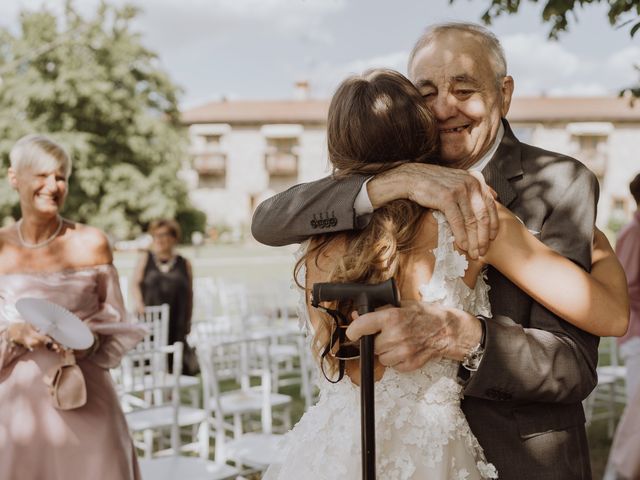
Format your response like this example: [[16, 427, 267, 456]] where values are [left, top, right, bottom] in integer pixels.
[[458, 0, 640, 39], [452, 0, 640, 97], [0, 0, 205, 240]]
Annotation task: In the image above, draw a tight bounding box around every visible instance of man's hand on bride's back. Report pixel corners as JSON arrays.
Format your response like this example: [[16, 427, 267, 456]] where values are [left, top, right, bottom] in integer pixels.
[[368, 163, 499, 259], [345, 300, 484, 372]]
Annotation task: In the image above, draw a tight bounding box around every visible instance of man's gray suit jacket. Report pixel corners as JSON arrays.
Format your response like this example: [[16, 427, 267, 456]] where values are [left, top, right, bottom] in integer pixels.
[[251, 120, 600, 479]]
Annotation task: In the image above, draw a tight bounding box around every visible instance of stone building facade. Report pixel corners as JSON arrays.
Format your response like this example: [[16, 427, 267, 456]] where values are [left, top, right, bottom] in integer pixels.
[[180, 96, 640, 236]]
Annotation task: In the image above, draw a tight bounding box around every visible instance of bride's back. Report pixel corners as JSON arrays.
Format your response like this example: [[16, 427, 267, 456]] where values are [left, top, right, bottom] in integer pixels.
[[305, 209, 484, 384]]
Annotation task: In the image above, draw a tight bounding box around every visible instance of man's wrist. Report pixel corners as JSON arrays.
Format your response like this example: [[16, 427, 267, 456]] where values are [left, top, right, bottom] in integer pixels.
[[449, 310, 484, 360], [366, 165, 409, 209], [461, 318, 486, 372], [354, 177, 375, 217], [457, 315, 487, 381]]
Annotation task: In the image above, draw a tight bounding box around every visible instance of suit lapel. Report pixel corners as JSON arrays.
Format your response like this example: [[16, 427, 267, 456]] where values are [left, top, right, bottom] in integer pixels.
[[481, 120, 522, 207]]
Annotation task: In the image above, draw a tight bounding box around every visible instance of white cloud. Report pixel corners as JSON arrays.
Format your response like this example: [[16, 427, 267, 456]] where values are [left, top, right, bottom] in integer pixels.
[[605, 45, 640, 86], [1, 0, 346, 47], [130, 0, 346, 50], [503, 33, 582, 78], [305, 34, 637, 101], [501, 32, 632, 96], [306, 51, 409, 97]]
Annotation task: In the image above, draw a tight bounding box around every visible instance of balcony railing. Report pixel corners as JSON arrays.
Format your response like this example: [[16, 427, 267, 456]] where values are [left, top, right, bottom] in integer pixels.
[[265, 151, 298, 176], [193, 151, 227, 176]]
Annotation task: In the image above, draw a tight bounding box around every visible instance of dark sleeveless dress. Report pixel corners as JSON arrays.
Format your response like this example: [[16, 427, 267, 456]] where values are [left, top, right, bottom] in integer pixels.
[[139, 252, 197, 374]]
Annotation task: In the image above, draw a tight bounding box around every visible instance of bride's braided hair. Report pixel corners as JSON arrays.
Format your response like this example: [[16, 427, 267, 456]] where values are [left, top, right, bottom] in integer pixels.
[[295, 69, 439, 374]]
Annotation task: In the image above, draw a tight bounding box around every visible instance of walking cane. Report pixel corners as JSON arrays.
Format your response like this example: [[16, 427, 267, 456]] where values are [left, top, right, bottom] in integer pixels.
[[312, 278, 400, 480]]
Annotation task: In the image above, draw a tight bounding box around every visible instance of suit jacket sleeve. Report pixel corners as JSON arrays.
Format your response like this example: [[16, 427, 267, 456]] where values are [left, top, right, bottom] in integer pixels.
[[251, 175, 369, 246], [463, 166, 600, 403]]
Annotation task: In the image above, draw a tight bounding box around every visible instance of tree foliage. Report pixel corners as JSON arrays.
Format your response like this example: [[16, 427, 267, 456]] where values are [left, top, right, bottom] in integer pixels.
[[455, 0, 640, 39], [0, 0, 205, 240]]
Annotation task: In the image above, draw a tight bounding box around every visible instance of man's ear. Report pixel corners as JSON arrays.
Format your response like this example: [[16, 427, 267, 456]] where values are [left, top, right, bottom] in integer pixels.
[[7, 167, 18, 190], [500, 76, 514, 117]]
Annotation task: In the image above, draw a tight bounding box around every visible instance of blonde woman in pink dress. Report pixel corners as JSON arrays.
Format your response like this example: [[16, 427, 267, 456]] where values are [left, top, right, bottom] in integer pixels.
[[0, 134, 146, 479]]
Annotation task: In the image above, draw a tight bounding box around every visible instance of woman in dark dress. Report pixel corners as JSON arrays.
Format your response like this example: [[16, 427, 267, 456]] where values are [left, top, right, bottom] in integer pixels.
[[132, 219, 197, 374]]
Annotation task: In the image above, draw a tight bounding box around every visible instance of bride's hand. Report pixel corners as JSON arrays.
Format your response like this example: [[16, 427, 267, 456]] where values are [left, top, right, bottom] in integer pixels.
[[6, 322, 56, 351]]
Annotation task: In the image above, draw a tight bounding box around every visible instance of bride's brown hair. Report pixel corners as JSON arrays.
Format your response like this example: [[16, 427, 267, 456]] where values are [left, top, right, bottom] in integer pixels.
[[295, 69, 439, 374]]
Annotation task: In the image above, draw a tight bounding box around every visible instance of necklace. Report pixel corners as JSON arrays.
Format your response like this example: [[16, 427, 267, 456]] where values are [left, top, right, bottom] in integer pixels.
[[17, 216, 64, 249], [152, 253, 177, 274]]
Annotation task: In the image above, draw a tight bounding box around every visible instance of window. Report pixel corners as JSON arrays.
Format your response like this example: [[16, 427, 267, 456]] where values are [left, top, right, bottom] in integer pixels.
[[265, 138, 299, 176], [261, 124, 302, 191], [203, 134, 222, 147], [574, 135, 607, 177], [188, 124, 230, 188]]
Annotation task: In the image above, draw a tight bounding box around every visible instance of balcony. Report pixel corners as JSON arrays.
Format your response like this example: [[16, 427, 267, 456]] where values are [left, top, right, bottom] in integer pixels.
[[192, 149, 227, 176], [265, 151, 298, 177]]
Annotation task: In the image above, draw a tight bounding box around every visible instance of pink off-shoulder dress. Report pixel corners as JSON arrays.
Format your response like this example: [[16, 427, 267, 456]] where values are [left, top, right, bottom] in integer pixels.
[[0, 264, 147, 480]]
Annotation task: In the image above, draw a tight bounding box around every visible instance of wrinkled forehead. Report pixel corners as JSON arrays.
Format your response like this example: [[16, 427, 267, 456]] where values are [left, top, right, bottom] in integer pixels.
[[409, 32, 497, 83]]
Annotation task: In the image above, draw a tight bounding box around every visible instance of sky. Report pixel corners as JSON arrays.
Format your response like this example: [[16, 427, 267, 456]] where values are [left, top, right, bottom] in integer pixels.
[[2, 0, 639, 108]]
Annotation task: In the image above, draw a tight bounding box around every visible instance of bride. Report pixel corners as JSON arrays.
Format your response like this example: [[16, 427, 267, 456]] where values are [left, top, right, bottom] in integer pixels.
[[263, 70, 628, 479]]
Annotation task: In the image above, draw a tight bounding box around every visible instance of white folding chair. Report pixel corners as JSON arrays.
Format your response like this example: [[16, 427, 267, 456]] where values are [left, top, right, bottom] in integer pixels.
[[138, 456, 240, 480], [136, 304, 200, 405], [199, 336, 292, 437], [584, 337, 627, 437], [121, 342, 209, 458], [222, 282, 314, 408], [131, 343, 241, 480], [136, 304, 170, 351], [193, 277, 221, 322], [197, 338, 288, 471]]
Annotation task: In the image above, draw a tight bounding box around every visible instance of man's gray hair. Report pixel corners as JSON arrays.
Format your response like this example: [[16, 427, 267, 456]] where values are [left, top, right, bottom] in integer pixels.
[[408, 22, 507, 87]]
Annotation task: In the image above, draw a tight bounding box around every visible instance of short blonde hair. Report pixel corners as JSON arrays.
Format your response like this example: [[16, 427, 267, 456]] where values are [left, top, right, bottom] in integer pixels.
[[9, 134, 72, 178]]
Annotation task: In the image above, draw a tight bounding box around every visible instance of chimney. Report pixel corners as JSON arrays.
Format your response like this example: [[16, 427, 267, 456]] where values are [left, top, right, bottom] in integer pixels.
[[294, 80, 310, 100]]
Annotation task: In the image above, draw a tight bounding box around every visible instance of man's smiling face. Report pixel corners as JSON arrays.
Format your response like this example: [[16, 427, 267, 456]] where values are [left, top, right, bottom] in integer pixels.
[[409, 31, 513, 169]]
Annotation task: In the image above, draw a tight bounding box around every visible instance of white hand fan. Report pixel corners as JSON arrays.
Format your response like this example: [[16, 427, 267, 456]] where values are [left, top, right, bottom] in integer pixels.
[[15, 298, 94, 350]]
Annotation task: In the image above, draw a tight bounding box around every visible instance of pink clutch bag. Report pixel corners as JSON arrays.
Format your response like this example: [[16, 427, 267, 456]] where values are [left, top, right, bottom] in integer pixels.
[[43, 350, 87, 410]]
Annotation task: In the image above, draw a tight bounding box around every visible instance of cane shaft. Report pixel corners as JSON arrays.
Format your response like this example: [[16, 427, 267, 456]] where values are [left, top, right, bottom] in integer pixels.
[[361, 332, 376, 479]]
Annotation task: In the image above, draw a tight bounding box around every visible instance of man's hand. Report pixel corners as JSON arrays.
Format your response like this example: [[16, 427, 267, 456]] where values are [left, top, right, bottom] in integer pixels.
[[367, 163, 498, 258], [345, 301, 483, 372]]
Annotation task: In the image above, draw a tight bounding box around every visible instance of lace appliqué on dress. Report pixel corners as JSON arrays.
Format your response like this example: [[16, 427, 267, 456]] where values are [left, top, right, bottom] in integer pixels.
[[420, 211, 492, 319]]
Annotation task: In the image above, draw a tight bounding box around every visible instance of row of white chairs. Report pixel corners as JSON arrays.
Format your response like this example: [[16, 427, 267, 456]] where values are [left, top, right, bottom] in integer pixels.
[[113, 301, 315, 479], [192, 277, 316, 409], [114, 338, 292, 479], [584, 336, 628, 438]]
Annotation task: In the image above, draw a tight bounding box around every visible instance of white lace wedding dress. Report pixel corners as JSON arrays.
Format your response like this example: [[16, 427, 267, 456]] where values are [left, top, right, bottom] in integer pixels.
[[263, 212, 498, 480]]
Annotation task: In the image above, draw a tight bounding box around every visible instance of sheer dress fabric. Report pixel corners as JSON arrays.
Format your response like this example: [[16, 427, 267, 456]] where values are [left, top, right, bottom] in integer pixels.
[[264, 212, 498, 480], [0, 264, 146, 480]]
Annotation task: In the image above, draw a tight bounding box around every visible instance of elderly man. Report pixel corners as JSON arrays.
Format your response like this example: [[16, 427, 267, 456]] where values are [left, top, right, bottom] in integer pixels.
[[252, 23, 600, 479]]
